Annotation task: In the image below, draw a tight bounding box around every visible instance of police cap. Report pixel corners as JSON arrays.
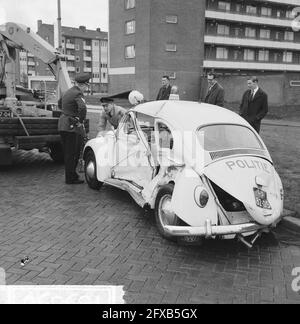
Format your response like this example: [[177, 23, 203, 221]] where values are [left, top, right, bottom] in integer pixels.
[[100, 97, 114, 104], [75, 73, 91, 84]]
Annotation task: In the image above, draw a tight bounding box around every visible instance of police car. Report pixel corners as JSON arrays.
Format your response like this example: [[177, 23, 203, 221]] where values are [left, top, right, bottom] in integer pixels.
[[83, 100, 284, 247]]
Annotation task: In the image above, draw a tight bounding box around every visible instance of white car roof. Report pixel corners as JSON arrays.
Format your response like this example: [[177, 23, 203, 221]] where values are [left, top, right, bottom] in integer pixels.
[[133, 100, 250, 131]]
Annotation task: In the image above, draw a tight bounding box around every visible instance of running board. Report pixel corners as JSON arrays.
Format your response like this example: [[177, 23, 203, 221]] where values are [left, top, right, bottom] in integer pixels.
[[105, 179, 146, 208]]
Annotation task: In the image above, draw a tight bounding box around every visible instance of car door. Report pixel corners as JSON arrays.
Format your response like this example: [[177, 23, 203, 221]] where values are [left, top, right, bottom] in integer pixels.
[[112, 112, 155, 190]]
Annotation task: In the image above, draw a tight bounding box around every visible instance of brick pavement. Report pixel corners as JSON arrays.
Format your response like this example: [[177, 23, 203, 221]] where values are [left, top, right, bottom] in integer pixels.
[[0, 149, 299, 304]]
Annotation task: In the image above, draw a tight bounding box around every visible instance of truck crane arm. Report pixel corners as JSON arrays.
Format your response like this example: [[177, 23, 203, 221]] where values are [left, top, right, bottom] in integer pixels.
[[0, 22, 72, 112]]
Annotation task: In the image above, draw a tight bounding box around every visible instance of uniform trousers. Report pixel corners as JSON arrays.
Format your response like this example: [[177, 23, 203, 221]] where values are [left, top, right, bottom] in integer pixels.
[[60, 131, 83, 183]]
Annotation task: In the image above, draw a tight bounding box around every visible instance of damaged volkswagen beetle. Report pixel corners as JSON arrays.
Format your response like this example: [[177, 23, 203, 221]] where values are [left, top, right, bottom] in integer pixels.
[[83, 101, 284, 247]]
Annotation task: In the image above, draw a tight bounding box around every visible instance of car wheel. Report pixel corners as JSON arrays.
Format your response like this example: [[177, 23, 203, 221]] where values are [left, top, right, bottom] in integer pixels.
[[155, 184, 203, 245], [155, 184, 181, 240], [48, 143, 64, 163], [84, 150, 103, 190]]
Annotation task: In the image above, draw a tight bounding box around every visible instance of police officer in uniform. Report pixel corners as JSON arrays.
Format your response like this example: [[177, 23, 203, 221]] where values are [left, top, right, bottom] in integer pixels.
[[58, 74, 90, 184], [97, 97, 127, 136]]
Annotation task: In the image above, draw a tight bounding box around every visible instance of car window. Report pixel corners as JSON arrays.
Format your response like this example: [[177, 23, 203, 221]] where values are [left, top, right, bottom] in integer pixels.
[[198, 124, 264, 151], [136, 113, 155, 145], [157, 123, 174, 150], [118, 114, 136, 137]]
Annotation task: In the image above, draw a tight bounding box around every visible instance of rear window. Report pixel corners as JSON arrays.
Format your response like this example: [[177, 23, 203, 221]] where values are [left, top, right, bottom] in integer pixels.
[[198, 124, 264, 151]]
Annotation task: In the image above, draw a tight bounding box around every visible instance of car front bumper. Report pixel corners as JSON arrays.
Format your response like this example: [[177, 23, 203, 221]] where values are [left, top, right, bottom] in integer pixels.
[[163, 220, 267, 238]]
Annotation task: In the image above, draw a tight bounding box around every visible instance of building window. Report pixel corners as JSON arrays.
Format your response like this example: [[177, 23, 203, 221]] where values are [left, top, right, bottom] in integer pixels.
[[261, 7, 272, 17], [165, 43, 177, 52], [245, 27, 256, 38], [218, 1, 231, 11], [217, 24, 230, 36], [274, 52, 281, 62], [277, 10, 282, 18], [290, 81, 300, 87], [283, 51, 293, 63], [233, 27, 241, 37], [284, 31, 294, 41], [286, 10, 295, 19], [166, 15, 178, 24], [125, 20, 136, 34], [94, 41, 99, 47], [233, 50, 241, 60], [163, 71, 176, 80], [258, 50, 269, 61], [75, 56, 80, 62], [246, 5, 257, 15], [244, 49, 255, 61], [216, 47, 228, 59], [260, 29, 270, 39], [75, 44, 80, 51], [125, 0, 135, 10], [76, 67, 81, 73], [125, 45, 135, 58], [236, 4, 242, 13]]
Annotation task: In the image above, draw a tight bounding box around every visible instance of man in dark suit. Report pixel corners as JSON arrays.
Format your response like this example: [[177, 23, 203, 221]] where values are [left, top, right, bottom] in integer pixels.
[[239, 76, 268, 133], [204, 72, 225, 107], [156, 75, 172, 100], [58, 73, 90, 184]]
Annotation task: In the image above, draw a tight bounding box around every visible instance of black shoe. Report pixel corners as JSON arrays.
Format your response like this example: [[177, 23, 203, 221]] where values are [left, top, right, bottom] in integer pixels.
[[66, 179, 85, 185]]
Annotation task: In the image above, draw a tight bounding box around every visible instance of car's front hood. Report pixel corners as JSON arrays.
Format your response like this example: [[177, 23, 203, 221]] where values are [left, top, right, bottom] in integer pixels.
[[203, 156, 283, 226]]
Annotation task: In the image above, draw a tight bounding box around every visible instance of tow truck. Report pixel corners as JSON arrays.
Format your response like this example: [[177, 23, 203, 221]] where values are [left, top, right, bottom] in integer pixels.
[[0, 22, 78, 165]]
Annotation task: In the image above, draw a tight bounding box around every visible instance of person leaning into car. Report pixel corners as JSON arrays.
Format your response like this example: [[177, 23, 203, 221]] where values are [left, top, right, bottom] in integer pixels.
[[97, 97, 127, 136], [58, 73, 90, 185], [239, 76, 268, 134]]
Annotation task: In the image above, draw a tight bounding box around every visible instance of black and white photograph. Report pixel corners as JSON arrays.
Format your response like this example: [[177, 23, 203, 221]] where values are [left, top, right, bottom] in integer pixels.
[[0, 0, 300, 307]]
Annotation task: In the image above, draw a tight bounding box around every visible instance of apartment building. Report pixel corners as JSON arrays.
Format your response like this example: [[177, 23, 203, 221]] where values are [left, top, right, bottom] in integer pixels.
[[35, 20, 109, 94], [110, 0, 300, 105]]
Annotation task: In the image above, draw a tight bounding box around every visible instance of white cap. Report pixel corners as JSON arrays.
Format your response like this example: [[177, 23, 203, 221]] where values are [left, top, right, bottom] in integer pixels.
[[129, 90, 144, 105]]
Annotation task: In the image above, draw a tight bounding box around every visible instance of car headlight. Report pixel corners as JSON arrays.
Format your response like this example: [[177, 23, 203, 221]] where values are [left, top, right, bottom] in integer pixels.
[[194, 186, 209, 208]]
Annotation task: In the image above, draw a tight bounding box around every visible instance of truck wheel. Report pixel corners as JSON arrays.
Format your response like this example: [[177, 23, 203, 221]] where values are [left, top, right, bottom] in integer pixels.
[[49, 143, 64, 163], [84, 150, 103, 190], [154, 184, 181, 240]]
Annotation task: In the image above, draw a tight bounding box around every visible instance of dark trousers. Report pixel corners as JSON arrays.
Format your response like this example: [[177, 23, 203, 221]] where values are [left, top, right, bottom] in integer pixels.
[[250, 121, 261, 134], [60, 131, 83, 183]]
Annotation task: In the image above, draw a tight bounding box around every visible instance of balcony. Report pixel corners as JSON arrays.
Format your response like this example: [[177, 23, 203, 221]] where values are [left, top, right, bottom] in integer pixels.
[[205, 10, 294, 28], [203, 60, 300, 71], [67, 66, 75, 72], [83, 56, 92, 62], [83, 45, 92, 50], [204, 35, 300, 51], [66, 43, 75, 49], [27, 52, 34, 58], [27, 61, 35, 66], [84, 67, 92, 73], [262, 0, 300, 5]]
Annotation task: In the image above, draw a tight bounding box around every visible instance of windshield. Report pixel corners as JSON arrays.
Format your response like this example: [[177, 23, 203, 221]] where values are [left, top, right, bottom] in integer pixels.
[[198, 124, 264, 151]]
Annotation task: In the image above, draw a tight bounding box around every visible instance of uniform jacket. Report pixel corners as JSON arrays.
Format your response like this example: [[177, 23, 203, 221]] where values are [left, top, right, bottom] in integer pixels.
[[58, 86, 87, 133], [204, 82, 225, 107], [97, 105, 127, 132], [156, 85, 172, 101], [239, 88, 268, 129]]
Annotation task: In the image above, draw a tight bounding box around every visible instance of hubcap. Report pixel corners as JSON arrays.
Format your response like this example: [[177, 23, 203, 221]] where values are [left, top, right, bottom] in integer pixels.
[[158, 194, 177, 226], [86, 160, 95, 180]]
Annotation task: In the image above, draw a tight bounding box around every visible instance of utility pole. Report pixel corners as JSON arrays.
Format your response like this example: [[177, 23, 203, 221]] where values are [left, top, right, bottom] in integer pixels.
[[57, 0, 62, 52]]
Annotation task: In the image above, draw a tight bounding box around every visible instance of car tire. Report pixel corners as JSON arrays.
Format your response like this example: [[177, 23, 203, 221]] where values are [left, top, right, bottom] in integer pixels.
[[155, 184, 203, 245], [154, 184, 181, 241], [84, 150, 103, 190], [48, 143, 64, 163]]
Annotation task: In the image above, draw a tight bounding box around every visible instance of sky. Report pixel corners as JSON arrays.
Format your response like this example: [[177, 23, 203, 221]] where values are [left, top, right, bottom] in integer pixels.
[[0, 0, 108, 32]]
